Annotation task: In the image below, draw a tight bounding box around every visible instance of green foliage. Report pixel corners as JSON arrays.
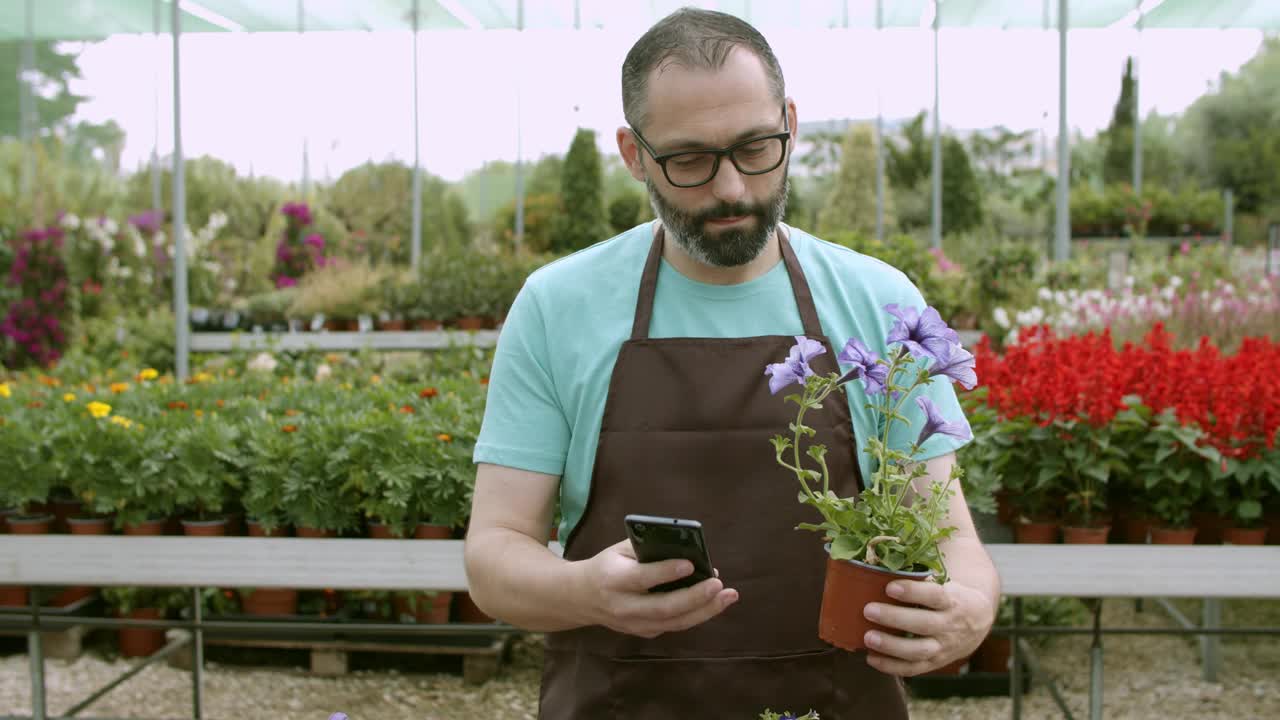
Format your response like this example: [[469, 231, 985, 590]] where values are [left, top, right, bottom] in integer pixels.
[[1103, 57, 1138, 187], [322, 162, 470, 263], [495, 192, 562, 254], [886, 112, 931, 191], [101, 587, 187, 615], [0, 41, 88, 139], [941, 136, 984, 234], [817, 124, 895, 237], [607, 192, 645, 235], [556, 128, 609, 253], [969, 239, 1040, 336]]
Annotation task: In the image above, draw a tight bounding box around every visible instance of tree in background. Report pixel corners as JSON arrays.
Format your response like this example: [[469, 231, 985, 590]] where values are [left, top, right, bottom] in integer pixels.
[[1103, 57, 1138, 187], [941, 136, 984, 234], [0, 41, 87, 139], [818, 124, 895, 237], [886, 112, 931, 191], [556, 128, 608, 253]]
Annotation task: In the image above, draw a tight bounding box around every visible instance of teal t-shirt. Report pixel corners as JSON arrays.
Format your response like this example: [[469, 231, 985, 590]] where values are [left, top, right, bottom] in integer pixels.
[[473, 221, 973, 540]]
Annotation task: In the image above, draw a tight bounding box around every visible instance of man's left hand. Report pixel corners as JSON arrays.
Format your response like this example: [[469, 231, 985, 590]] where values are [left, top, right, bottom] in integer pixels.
[[861, 578, 994, 677]]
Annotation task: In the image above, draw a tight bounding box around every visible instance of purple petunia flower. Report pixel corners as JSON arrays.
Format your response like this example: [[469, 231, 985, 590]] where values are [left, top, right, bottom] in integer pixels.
[[764, 336, 826, 395], [128, 210, 164, 234], [885, 303, 959, 362], [915, 396, 971, 447], [304, 233, 325, 250], [836, 337, 890, 396], [928, 341, 978, 390], [275, 275, 298, 289]]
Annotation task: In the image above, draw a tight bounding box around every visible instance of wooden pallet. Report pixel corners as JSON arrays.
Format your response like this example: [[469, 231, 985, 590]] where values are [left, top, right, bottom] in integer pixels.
[[164, 629, 511, 684]]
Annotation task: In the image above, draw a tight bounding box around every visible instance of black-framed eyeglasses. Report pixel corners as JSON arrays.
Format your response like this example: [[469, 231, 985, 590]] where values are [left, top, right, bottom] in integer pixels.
[[630, 107, 791, 188]]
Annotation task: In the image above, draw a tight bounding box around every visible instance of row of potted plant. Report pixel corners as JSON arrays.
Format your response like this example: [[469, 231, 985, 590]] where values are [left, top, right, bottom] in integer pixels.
[[959, 323, 1280, 546], [207, 248, 556, 333], [1069, 183, 1224, 238]]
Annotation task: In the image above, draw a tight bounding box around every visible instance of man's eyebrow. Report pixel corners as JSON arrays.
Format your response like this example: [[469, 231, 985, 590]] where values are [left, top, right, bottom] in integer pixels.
[[659, 123, 781, 153]]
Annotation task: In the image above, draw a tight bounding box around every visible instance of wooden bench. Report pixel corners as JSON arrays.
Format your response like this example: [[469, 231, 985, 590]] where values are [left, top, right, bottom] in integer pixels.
[[2, 538, 1278, 720]]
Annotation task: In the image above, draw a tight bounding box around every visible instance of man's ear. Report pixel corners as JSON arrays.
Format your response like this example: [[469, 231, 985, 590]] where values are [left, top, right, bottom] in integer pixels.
[[616, 127, 646, 182], [786, 97, 799, 147]]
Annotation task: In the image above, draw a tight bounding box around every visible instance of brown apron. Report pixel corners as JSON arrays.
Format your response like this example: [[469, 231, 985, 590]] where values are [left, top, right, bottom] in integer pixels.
[[538, 226, 908, 719]]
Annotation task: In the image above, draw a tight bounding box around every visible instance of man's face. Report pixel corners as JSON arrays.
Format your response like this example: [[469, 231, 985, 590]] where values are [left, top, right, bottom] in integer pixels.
[[629, 48, 793, 269]]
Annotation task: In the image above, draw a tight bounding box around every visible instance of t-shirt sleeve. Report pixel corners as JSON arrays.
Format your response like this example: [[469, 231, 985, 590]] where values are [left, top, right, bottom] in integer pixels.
[[472, 279, 571, 476], [883, 285, 974, 463]]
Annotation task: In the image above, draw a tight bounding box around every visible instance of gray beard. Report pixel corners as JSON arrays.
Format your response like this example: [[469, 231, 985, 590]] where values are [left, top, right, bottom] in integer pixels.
[[645, 172, 790, 269]]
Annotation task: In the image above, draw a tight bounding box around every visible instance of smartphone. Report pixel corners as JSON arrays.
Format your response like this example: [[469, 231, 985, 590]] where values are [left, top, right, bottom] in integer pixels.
[[624, 514, 715, 593]]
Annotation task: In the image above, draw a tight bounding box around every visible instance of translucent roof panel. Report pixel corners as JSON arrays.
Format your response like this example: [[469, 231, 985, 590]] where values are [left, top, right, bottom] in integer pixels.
[[3, 0, 1278, 39]]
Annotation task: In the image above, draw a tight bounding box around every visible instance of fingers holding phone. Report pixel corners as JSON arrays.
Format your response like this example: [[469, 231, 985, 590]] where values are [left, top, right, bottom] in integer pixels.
[[579, 519, 738, 639]]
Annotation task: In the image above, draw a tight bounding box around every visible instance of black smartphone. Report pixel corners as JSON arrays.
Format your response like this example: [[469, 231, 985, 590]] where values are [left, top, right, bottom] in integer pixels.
[[624, 514, 715, 593]]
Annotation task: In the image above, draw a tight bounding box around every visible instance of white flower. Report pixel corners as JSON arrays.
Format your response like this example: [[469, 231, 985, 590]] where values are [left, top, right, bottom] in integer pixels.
[[1169, 275, 1183, 289], [1037, 287, 1053, 301], [60, 213, 81, 230], [247, 352, 278, 373], [993, 307, 1010, 329], [1124, 275, 1135, 288], [102, 218, 119, 235], [315, 363, 332, 381]]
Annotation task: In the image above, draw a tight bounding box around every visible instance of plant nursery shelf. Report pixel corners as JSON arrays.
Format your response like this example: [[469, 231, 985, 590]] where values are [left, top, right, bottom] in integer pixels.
[[189, 330, 499, 353]]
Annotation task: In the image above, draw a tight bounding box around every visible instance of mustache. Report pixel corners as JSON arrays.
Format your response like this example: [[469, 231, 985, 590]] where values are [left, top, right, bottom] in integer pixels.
[[697, 203, 765, 222]]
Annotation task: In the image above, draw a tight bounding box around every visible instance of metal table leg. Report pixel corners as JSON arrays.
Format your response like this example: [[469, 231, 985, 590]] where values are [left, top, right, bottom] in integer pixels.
[[29, 588, 45, 720], [1201, 598, 1221, 682], [1089, 599, 1103, 720], [192, 587, 204, 720], [1011, 597, 1023, 720]]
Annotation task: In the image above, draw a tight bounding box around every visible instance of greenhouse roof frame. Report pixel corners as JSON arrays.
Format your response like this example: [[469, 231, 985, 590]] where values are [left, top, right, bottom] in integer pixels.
[[3, 0, 1280, 39]]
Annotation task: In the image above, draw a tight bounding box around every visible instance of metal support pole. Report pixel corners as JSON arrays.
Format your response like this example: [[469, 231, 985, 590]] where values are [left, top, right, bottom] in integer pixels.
[[172, 0, 190, 381], [513, 0, 525, 252], [1223, 189, 1234, 245], [930, 0, 942, 250], [874, 0, 885, 242], [151, 0, 162, 214], [1011, 597, 1023, 720], [410, 0, 423, 269], [1201, 598, 1222, 683], [1054, 0, 1071, 262], [20, 0, 35, 201], [1268, 224, 1279, 277], [298, 0, 310, 200], [192, 588, 204, 719], [1089, 599, 1104, 720], [1132, 1, 1143, 196], [29, 588, 45, 720]]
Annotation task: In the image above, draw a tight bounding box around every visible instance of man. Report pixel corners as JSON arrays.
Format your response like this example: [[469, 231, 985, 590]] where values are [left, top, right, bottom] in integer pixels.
[[464, 8, 1000, 718]]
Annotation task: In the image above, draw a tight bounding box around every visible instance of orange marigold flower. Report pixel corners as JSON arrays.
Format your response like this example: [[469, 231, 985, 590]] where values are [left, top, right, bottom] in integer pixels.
[[419, 387, 439, 399], [215, 399, 225, 408], [480, 377, 489, 385], [282, 424, 298, 433], [110, 382, 130, 394], [168, 401, 189, 410], [399, 404, 415, 414], [27, 400, 43, 408], [436, 433, 452, 442], [285, 408, 300, 417]]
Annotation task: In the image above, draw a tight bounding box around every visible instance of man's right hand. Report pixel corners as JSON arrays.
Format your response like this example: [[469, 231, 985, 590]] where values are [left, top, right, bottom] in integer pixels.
[[576, 538, 739, 639]]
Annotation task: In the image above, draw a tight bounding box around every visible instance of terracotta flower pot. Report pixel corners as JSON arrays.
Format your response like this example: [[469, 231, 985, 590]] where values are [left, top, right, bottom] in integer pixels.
[[181, 518, 228, 536], [1151, 526, 1198, 545], [971, 634, 1012, 673], [414, 319, 443, 331], [296, 526, 337, 539], [368, 522, 404, 539], [118, 608, 167, 657], [818, 554, 933, 652], [414, 523, 453, 540], [380, 319, 406, 331], [1063, 525, 1110, 544], [1120, 514, 1153, 544], [1013, 521, 1059, 544], [0, 586, 28, 608], [1222, 527, 1268, 546], [123, 518, 168, 536], [7, 514, 53, 535], [394, 592, 453, 624], [456, 316, 485, 331], [240, 588, 299, 617], [0, 507, 18, 533], [452, 592, 494, 623], [246, 520, 289, 538]]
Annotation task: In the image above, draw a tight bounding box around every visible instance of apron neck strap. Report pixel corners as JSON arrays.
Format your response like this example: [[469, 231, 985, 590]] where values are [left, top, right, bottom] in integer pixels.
[[631, 224, 825, 341]]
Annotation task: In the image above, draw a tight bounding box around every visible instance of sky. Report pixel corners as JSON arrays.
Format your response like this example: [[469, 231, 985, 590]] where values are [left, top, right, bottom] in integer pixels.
[[65, 26, 1266, 184]]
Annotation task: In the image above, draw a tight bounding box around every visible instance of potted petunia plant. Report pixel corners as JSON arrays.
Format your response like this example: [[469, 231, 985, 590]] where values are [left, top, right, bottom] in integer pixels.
[[765, 304, 976, 652]]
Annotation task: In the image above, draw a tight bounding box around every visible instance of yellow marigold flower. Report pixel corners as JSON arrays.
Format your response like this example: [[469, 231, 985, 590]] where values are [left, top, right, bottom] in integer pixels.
[[63, 393, 76, 402], [194, 409, 204, 418], [371, 374, 382, 385], [110, 382, 130, 394], [436, 433, 452, 442], [110, 415, 133, 429], [0, 383, 10, 398], [87, 401, 112, 418], [193, 372, 215, 384], [138, 368, 159, 381]]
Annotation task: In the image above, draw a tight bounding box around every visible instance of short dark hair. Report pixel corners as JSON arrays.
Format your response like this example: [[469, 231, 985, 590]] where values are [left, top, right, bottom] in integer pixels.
[[621, 8, 786, 132]]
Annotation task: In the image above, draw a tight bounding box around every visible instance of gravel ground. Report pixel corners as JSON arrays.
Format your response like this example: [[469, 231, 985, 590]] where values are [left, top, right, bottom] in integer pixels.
[[2, 599, 1277, 720]]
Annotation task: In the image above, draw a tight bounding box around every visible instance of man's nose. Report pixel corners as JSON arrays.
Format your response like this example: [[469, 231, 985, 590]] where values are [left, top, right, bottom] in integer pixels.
[[709, 158, 746, 205]]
